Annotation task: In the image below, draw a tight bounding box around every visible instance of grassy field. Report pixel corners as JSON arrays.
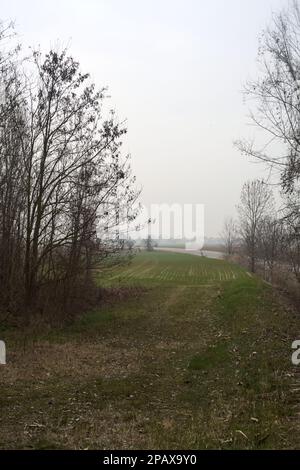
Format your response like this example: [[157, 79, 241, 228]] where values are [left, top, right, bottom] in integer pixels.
[[100, 251, 247, 285], [0, 250, 300, 449]]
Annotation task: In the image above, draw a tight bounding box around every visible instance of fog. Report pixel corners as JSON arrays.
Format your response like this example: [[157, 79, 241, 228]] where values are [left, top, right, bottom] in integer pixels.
[[2, 0, 287, 236]]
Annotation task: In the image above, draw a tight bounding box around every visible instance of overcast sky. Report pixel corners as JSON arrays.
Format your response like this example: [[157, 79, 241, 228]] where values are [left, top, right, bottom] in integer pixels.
[[2, 0, 288, 236]]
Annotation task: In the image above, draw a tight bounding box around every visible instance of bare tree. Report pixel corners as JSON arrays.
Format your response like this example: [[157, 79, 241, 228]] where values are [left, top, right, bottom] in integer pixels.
[[238, 180, 273, 273], [235, 1, 300, 283], [0, 44, 139, 319], [235, 1, 300, 235], [221, 217, 238, 255], [284, 215, 300, 282], [144, 235, 154, 252], [0, 23, 25, 310], [258, 216, 284, 283]]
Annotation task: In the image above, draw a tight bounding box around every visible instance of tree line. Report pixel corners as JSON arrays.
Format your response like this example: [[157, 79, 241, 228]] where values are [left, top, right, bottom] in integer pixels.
[[223, 2, 300, 294], [0, 24, 139, 321], [223, 179, 299, 286]]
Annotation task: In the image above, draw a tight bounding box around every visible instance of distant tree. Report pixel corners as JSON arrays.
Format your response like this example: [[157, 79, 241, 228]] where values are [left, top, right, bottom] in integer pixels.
[[126, 238, 135, 251], [221, 217, 238, 255], [238, 180, 273, 273], [144, 235, 154, 252]]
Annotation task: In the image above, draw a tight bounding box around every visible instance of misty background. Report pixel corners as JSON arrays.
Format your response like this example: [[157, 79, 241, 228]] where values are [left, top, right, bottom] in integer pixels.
[[2, 0, 287, 236]]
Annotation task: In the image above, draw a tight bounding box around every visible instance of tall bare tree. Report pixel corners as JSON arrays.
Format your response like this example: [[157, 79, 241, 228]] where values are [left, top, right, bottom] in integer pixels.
[[221, 217, 238, 255], [236, 1, 300, 282], [236, 2, 300, 200], [258, 216, 284, 283], [238, 180, 273, 273], [0, 44, 139, 318], [284, 215, 300, 282], [0, 23, 25, 310]]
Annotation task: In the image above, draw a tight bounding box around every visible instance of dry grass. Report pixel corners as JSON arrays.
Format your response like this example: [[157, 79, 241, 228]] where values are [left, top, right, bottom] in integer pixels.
[[0, 251, 300, 449]]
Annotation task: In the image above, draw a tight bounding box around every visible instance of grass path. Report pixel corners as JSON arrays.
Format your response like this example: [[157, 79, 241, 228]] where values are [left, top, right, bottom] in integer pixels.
[[0, 251, 299, 449]]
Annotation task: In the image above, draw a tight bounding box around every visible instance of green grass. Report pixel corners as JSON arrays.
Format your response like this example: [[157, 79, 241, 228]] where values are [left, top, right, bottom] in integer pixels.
[[188, 342, 230, 371], [0, 250, 299, 449], [98, 251, 247, 287]]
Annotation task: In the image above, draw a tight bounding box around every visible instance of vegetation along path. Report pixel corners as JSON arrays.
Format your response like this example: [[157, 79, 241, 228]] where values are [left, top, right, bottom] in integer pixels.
[[0, 251, 299, 449]]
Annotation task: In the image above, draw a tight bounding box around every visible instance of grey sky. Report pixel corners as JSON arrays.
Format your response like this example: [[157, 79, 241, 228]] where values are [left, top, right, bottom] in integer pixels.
[[2, 0, 287, 236]]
